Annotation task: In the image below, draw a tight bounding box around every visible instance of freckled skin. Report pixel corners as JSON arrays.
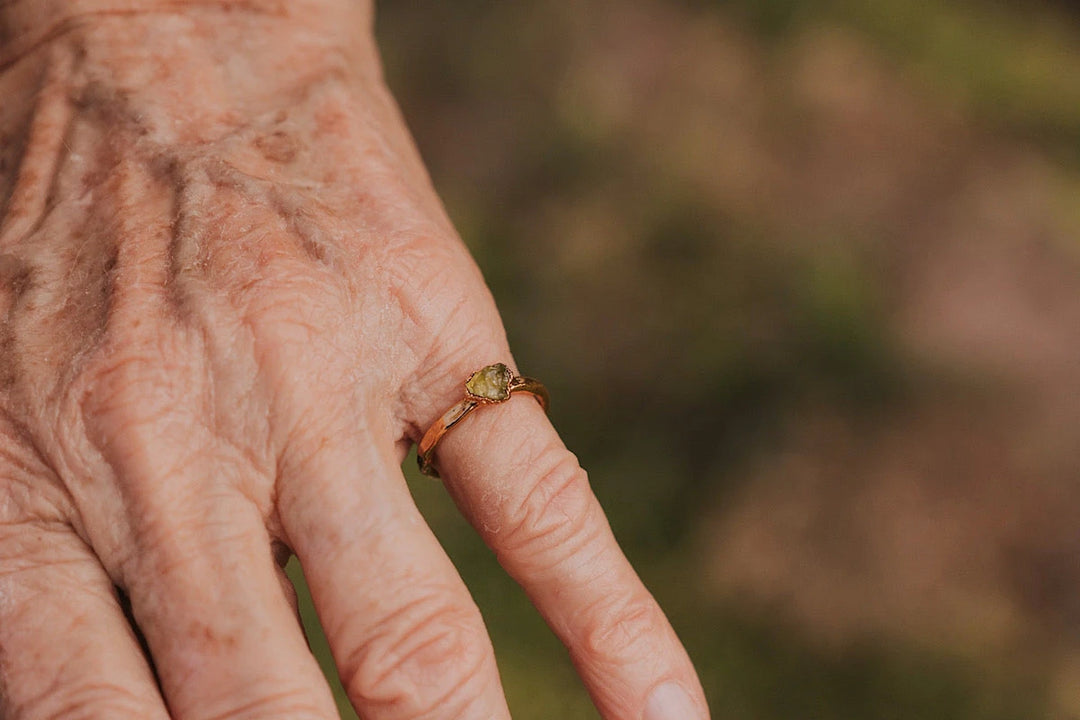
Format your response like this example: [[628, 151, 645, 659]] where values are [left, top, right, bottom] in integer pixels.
[[0, 3, 709, 720]]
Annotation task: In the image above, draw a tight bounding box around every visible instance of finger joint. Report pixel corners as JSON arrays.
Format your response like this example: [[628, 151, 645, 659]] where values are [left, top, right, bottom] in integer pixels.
[[338, 589, 491, 717], [496, 448, 598, 569]]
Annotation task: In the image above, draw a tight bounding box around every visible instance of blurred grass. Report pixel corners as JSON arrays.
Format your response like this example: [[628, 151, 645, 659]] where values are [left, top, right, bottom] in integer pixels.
[[286, 0, 1080, 717], [711, 0, 1080, 165]]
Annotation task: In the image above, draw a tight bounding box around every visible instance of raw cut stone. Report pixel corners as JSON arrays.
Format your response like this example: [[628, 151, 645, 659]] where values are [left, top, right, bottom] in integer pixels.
[[466, 363, 512, 401]]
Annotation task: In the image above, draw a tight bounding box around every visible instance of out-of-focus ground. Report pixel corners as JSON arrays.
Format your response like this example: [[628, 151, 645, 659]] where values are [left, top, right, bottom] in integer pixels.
[[293, 1, 1080, 717]]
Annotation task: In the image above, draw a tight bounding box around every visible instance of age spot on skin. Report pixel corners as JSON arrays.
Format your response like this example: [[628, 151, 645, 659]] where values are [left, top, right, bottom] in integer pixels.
[[254, 131, 299, 164], [0, 254, 34, 307]]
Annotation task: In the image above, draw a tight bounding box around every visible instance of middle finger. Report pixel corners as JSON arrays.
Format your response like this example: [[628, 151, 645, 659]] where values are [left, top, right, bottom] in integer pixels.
[[275, 401, 511, 720]]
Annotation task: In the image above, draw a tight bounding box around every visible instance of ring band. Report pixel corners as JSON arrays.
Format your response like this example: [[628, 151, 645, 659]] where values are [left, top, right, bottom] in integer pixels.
[[417, 363, 549, 478]]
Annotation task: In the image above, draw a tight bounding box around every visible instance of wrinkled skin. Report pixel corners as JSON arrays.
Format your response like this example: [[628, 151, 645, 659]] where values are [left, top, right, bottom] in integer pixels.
[[0, 3, 707, 719]]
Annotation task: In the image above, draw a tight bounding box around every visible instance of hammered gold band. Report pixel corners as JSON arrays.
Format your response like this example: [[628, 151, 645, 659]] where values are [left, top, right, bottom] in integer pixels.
[[417, 363, 549, 478]]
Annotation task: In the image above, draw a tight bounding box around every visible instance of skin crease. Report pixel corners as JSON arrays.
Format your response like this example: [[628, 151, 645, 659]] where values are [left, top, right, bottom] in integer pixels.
[[0, 2, 709, 720]]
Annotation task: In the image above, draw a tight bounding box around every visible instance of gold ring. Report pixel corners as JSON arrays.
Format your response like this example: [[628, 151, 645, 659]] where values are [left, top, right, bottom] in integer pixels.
[[417, 363, 549, 478]]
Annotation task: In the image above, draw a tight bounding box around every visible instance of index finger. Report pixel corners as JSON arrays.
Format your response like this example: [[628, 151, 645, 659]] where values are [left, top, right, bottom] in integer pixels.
[[410, 357, 709, 720]]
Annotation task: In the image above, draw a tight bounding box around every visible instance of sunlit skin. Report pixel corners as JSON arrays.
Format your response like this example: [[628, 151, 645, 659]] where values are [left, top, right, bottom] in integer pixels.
[[0, 2, 707, 719]]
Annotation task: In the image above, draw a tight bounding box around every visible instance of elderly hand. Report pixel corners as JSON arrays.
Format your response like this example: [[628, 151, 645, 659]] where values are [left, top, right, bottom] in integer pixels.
[[0, 3, 707, 719]]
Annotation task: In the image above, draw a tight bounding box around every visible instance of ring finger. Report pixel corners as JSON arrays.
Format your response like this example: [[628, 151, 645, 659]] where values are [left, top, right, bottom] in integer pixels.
[[412, 356, 710, 720]]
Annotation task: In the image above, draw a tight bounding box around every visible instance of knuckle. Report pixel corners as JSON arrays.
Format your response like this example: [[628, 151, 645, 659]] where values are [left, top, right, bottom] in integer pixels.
[[580, 592, 665, 666], [7, 680, 161, 720], [72, 339, 197, 440], [236, 270, 366, 394], [389, 230, 503, 353], [340, 589, 491, 715], [0, 423, 70, 527], [241, 266, 348, 330], [195, 687, 329, 720], [497, 448, 598, 563], [75, 351, 158, 412], [63, 339, 209, 499], [0, 519, 85, 584]]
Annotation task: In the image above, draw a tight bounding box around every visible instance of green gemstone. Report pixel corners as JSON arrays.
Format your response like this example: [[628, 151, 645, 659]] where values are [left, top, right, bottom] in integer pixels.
[[466, 363, 512, 402]]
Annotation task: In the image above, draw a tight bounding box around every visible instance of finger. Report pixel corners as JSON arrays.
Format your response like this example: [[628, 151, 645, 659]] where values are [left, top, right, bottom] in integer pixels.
[[0, 519, 169, 719], [277, 414, 511, 720], [68, 204, 337, 719], [96, 435, 338, 720], [415, 360, 710, 720]]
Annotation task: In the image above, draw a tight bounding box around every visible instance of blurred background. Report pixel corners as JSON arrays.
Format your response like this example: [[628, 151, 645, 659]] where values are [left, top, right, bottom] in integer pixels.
[[289, 0, 1080, 717]]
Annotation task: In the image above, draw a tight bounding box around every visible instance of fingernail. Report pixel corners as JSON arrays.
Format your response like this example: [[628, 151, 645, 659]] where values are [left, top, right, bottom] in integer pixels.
[[644, 681, 702, 720]]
